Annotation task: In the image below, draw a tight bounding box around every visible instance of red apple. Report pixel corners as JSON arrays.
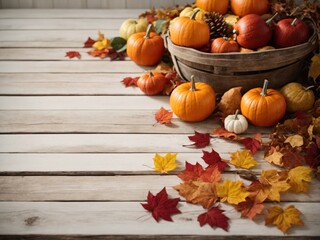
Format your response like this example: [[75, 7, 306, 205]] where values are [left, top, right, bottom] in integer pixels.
[[233, 14, 273, 49], [273, 18, 310, 48]]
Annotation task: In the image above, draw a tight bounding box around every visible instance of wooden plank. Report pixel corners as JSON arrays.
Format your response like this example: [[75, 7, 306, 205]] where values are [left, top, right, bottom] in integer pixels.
[[0, 96, 171, 110], [0, 9, 144, 18], [0, 134, 248, 153], [0, 110, 217, 134], [0, 175, 318, 202], [0, 61, 151, 73], [0, 202, 318, 236], [0, 49, 132, 61], [0, 19, 124, 30], [0, 152, 277, 175], [0, 73, 142, 96]]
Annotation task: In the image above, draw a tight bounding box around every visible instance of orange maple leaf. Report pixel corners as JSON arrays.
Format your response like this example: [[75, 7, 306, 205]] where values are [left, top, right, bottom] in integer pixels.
[[211, 128, 239, 141], [155, 107, 173, 125], [235, 197, 264, 220], [265, 205, 304, 233]]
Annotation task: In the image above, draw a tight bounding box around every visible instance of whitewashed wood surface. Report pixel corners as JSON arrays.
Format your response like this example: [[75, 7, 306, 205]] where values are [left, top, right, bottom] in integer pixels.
[[0, 8, 319, 239]]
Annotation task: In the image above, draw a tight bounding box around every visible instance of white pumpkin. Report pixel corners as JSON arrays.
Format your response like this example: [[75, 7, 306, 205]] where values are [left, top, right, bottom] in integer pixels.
[[119, 18, 148, 40], [224, 109, 248, 134]]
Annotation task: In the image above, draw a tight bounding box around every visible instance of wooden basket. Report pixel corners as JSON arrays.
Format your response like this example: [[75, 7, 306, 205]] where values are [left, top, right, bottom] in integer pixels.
[[166, 19, 319, 94]]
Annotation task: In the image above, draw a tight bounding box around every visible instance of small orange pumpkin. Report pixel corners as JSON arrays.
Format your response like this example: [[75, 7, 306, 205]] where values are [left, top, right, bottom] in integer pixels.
[[127, 24, 165, 66], [196, 0, 229, 15], [137, 72, 167, 95], [231, 0, 269, 17], [169, 10, 210, 49], [170, 75, 216, 122], [240, 79, 286, 127], [211, 37, 240, 53]]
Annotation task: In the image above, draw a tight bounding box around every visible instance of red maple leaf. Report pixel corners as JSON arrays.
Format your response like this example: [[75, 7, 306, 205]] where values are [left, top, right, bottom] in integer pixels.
[[238, 133, 262, 155], [202, 149, 229, 172], [183, 131, 211, 148], [305, 142, 320, 169], [83, 37, 96, 48], [121, 76, 139, 87], [198, 206, 230, 231], [235, 197, 264, 220], [141, 188, 181, 222], [155, 107, 173, 125], [65, 51, 81, 59], [281, 148, 304, 169], [178, 161, 205, 181]]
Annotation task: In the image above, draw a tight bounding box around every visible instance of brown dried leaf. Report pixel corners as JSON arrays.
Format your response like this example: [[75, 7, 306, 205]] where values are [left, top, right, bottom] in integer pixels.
[[218, 87, 242, 117]]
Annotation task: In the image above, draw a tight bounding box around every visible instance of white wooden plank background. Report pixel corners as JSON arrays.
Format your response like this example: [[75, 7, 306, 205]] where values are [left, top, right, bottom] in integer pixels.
[[0, 7, 318, 238]]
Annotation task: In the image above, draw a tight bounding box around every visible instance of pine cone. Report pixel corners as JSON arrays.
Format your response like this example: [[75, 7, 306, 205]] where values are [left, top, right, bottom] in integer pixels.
[[205, 12, 229, 39]]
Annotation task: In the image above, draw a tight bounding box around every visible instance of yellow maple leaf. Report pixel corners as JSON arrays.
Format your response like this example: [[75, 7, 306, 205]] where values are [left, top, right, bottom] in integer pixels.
[[153, 152, 177, 174], [216, 179, 249, 205], [309, 53, 320, 81], [230, 149, 258, 169], [259, 170, 290, 202], [284, 135, 304, 148], [93, 38, 110, 50], [288, 166, 312, 193], [265, 205, 304, 233]]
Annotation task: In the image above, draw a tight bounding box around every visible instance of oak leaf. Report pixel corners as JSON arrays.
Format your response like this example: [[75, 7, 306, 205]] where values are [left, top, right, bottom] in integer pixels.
[[202, 149, 229, 172], [154, 107, 173, 125], [141, 187, 181, 222], [65, 51, 81, 59], [235, 197, 264, 220], [83, 37, 96, 48], [183, 131, 211, 148], [153, 152, 177, 173], [121, 76, 139, 87], [288, 166, 312, 193], [218, 87, 242, 117], [265, 205, 304, 233], [198, 206, 230, 231], [309, 53, 320, 80], [229, 149, 258, 169], [216, 179, 249, 205]]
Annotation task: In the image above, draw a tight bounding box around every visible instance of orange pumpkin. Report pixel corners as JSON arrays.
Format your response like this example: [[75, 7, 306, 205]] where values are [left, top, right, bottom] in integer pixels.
[[169, 10, 210, 49], [127, 24, 165, 66], [211, 37, 240, 53], [137, 72, 167, 95], [231, 0, 269, 17], [240, 80, 286, 127], [196, 0, 229, 15], [170, 75, 216, 122]]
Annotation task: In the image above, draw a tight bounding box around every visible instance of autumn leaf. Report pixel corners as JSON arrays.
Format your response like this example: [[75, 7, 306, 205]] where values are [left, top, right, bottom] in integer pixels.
[[229, 149, 258, 169], [259, 169, 290, 202], [153, 152, 177, 173], [83, 37, 96, 48], [264, 148, 284, 167], [247, 181, 271, 203], [288, 166, 312, 193], [174, 181, 218, 209], [281, 148, 304, 169], [284, 134, 304, 148], [199, 166, 222, 183], [155, 107, 173, 125], [178, 162, 204, 182], [154, 62, 173, 74], [211, 127, 239, 141], [65, 51, 81, 59], [238, 133, 262, 154], [121, 76, 139, 87], [93, 38, 111, 50], [183, 131, 211, 148], [87, 49, 110, 59], [218, 87, 242, 118], [235, 197, 264, 220], [141, 187, 181, 222], [265, 205, 304, 233], [216, 179, 249, 205], [198, 206, 230, 231], [202, 149, 229, 172], [309, 53, 320, 81]]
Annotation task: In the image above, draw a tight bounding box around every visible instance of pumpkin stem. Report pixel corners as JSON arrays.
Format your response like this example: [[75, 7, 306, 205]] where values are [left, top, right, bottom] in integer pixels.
[[190, 75, 197, 92], [149, 71, 154, 77], [260, 79, 269, 97], [191, 10, 200, 20], [144, 24, 153, 39], [234, 109, 239, 120], [304, 85, 314, 91], [291, 18, 298, 26], [266, 12, 279, 25]]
